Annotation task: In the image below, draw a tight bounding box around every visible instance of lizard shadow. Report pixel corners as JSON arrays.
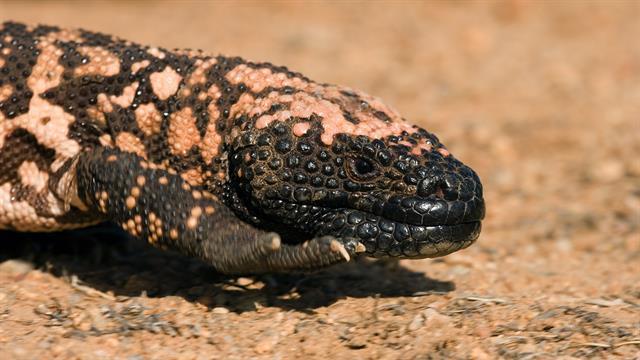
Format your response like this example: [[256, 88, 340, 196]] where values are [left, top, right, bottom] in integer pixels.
[[0, 225, 455, 312]]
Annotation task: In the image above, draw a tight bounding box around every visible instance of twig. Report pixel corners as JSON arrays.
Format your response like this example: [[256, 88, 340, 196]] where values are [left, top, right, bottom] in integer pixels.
[[613, 340, 640, 348], [462, 295, 509, 304], [567, 342, 610, 349]]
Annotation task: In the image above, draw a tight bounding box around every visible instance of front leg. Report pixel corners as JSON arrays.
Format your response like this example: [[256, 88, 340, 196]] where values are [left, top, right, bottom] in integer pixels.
[[74, 147, 354, 273]]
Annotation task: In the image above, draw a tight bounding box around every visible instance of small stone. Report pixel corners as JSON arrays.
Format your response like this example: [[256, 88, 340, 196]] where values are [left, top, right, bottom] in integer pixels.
[[422, 308, 452, 327], [73, 311, 92, 332], [407, 314, 424, 331], [93, 349, 109, 358], [597, 160, 625, 183], [345, 337, 367, 349], [449, 265, 471, 276], [254, 338, 275, 354], [254, 331, 279, 354], [0, 259, 34, 275], [555, 237, 573, 252], [211, 307, 230, 314], [236, 277, 253, 286]]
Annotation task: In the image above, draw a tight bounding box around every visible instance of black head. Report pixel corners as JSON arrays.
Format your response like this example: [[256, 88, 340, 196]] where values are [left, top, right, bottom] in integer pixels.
[[225, 87, 484, 259]]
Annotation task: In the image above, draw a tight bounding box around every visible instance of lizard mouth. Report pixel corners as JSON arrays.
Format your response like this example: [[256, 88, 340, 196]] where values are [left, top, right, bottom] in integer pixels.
[[321, 214, 481, 258], [316, 189, 485, 258], [314, 203, 483, 259], [258, 195, 484, 259]]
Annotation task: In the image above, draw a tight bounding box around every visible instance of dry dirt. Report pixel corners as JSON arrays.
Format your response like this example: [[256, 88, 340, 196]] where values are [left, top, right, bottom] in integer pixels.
[[0, 1, 639, 359]]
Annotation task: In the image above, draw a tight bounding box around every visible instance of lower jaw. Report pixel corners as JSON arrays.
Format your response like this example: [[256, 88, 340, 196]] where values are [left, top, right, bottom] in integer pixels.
[[370, 221, 481, 258], [323, 216, 482, 259], [255, 201, 482, 258]]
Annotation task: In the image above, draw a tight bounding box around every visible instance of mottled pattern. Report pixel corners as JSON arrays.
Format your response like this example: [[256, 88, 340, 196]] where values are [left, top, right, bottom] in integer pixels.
[[0, 22, 484, 273]]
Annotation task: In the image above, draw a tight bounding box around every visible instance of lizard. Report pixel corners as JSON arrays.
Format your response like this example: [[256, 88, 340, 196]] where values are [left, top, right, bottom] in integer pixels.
[[0, 22, 485, 274]]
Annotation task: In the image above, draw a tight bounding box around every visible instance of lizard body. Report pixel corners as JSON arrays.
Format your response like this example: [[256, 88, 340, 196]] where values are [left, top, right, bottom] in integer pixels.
[[0, 22, 484, 273]]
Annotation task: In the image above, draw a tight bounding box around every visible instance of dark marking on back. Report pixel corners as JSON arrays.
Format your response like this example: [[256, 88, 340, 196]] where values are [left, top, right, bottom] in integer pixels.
[[0, 23, 38, 119], [0, 128, 56, 185]]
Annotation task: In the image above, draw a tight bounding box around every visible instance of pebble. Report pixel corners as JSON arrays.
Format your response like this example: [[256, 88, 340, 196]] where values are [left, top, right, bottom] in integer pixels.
[[407, 314, 424, 331], [254, 330, 279, 354], [0, 259, 34, 275], [596, 160, 625, 183], [93, 349, 109, 358], [235, 277, 253, 286], [448, 265, 471, 276], [422, 308, 452, 327], [345, 336, 367, 349], [555, 237, 573, 252], [211, 307, 230, 314], [254, 338, 275, 354]]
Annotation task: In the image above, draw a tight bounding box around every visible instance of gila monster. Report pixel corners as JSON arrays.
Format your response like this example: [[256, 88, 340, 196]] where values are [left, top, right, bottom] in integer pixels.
[[0, 22, 485, 274]]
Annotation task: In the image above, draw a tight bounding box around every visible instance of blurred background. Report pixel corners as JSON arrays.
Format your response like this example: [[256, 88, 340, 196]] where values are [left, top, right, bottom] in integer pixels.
[[1, 1, 639, 359]]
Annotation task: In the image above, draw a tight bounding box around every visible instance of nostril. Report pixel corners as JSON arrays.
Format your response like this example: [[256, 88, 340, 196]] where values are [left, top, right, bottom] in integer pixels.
[[442, 174, 461, 201], [434, 186, 445, 199], [417, 176, 447, 199]]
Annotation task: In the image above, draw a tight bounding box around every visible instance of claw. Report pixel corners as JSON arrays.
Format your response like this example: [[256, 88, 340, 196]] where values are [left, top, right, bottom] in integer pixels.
[[330, 239, 351, 262], [355, 242, 366, 253], [267, 233, 281, 250]]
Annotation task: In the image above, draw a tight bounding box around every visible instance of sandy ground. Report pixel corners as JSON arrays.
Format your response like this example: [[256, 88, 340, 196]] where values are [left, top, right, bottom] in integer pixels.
[[0, 1, 638, 359]]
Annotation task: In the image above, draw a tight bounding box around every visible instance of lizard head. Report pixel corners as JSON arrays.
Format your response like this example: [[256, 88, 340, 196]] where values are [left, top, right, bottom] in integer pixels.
[[226, 83, 484, 259]]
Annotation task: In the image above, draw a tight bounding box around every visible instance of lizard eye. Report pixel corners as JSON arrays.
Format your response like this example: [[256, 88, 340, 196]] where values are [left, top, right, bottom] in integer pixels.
[[347, 156, 379, 180]]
